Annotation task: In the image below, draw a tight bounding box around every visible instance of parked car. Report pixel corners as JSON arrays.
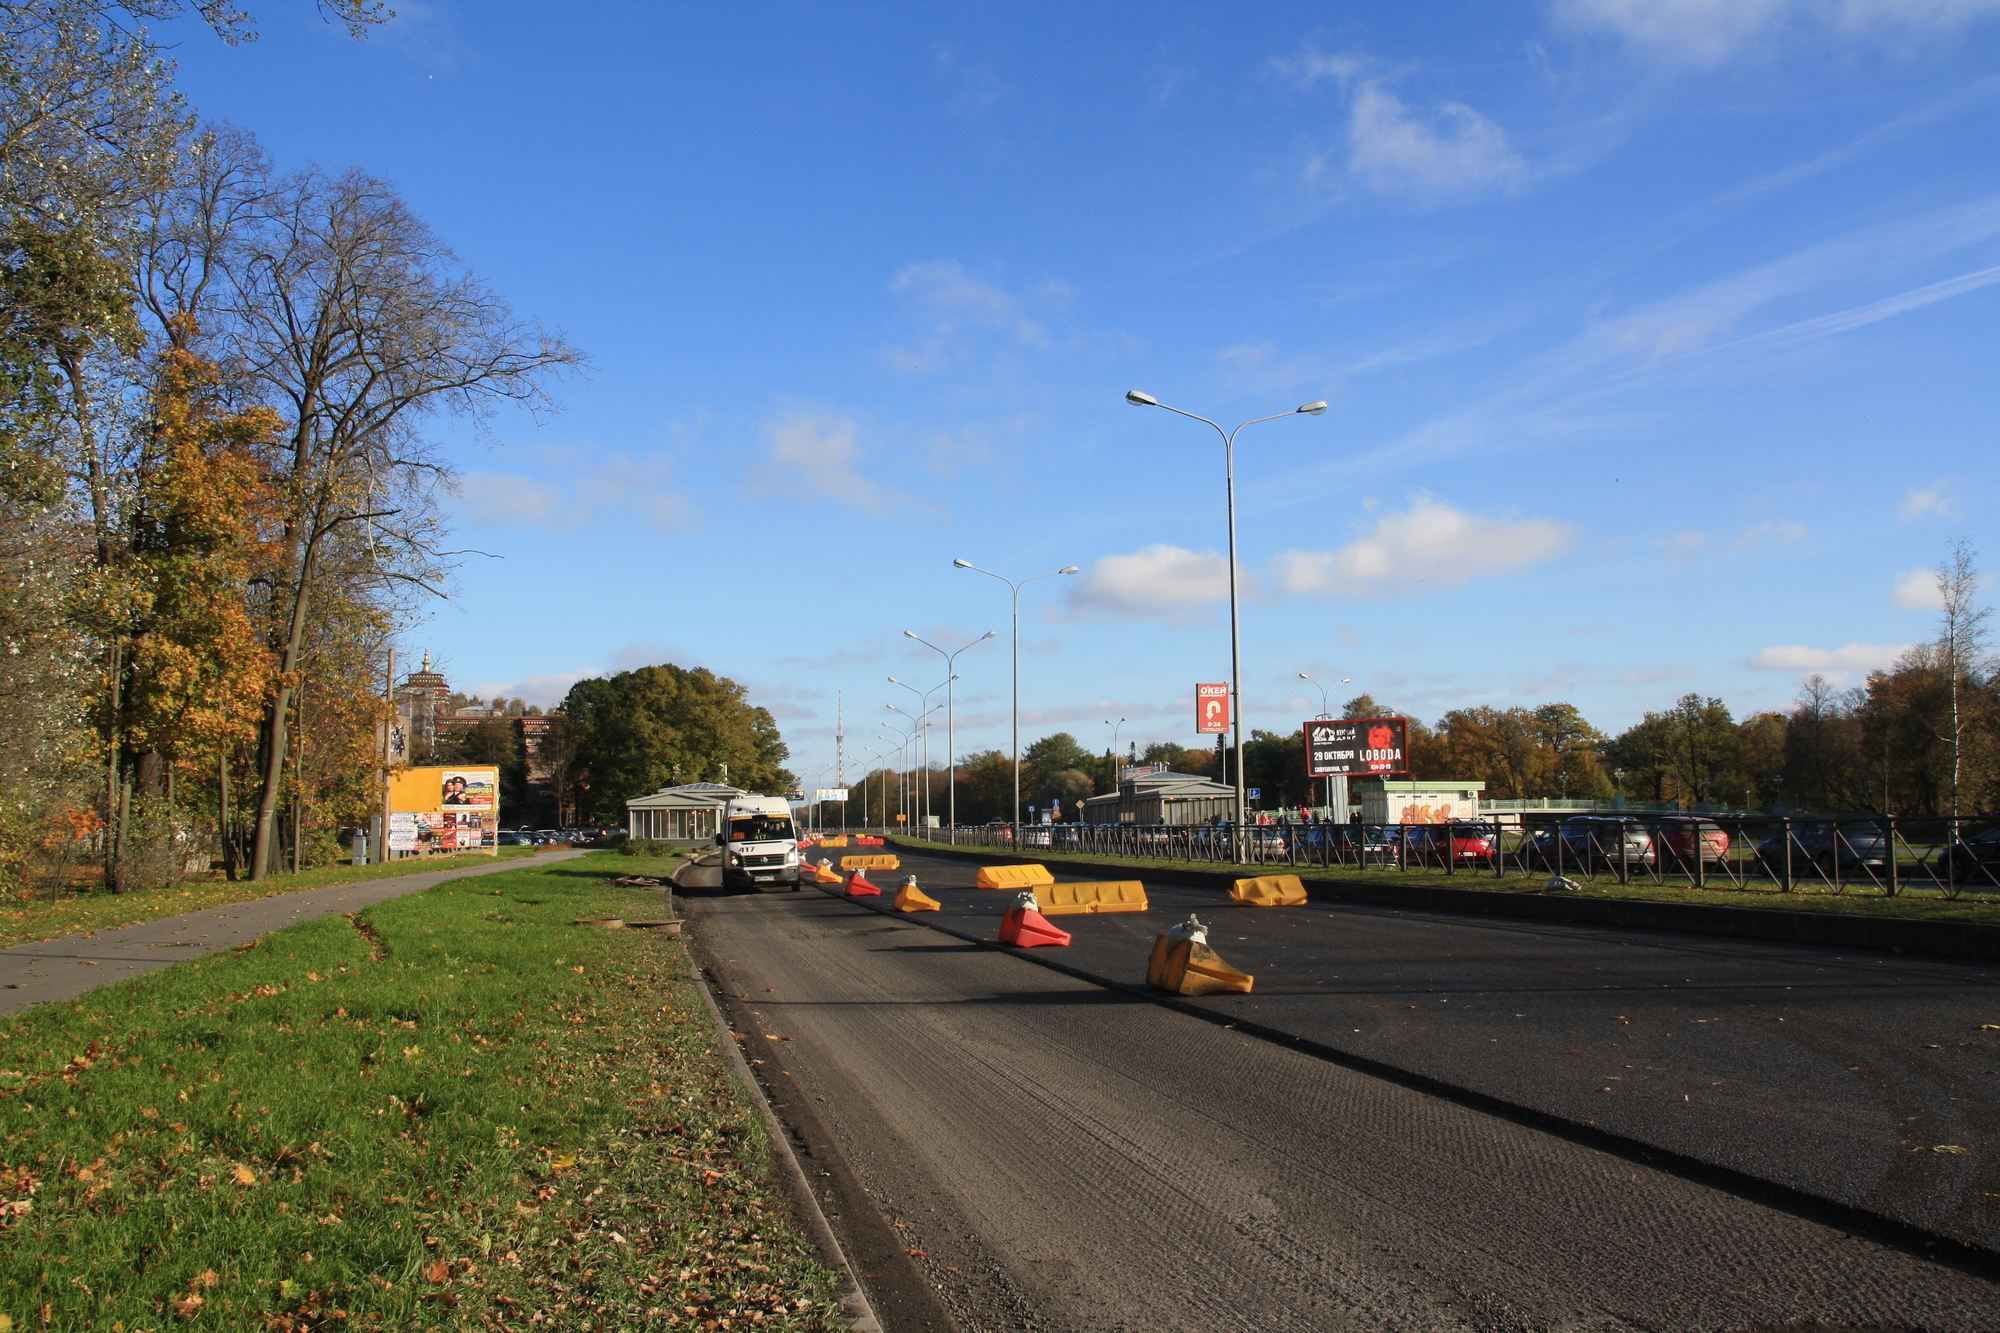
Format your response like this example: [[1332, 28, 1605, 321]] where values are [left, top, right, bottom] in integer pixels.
[[496, 831, 535, 847], [1941, 825, 2000, 884], [1404, 822, 1499, 865], [1642, 816, 1731, 866], [1527, 816, 1653, 869], [1754, 822, 1888, 877], [1312, 824, 1401, 866]]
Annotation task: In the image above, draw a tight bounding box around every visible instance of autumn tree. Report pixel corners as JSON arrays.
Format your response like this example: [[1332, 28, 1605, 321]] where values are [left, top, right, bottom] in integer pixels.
[[558, 664, 794, 823]]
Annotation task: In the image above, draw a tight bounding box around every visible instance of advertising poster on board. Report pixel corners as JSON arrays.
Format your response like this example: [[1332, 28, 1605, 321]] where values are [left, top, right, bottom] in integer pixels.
[[1304, 718, 1411, 777], [386, 766, 501, 856]]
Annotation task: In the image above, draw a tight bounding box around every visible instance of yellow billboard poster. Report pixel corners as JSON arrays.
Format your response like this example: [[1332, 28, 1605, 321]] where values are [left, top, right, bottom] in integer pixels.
[[387, 765, 500, 856]]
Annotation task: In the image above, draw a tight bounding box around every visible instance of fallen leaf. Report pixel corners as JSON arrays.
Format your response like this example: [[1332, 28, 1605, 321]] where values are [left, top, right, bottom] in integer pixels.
[[1934, 1145, 1969, 1154], [905, 1248, 927, 1258], [551, 1154, 577, 1171], [426, 1259, 449, 1284], [230, 1165, 255, 1187]]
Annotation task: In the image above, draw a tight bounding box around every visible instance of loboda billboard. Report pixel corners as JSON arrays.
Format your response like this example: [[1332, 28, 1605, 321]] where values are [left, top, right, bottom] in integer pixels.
[[1304, 718, 1410, 776], [1195, 683, 1230, 734]]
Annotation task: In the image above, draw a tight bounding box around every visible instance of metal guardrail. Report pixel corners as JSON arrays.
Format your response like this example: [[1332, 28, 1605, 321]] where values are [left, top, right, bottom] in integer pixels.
[[855, 816, 2000, 901]]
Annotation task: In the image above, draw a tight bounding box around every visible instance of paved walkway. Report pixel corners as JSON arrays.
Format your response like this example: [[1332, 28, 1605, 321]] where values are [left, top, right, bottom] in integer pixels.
[[0, 850, 584, 1017]]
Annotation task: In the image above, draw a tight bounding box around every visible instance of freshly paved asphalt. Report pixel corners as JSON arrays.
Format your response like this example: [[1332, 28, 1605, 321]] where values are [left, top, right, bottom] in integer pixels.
[[0, 850, 584, 1016], [686, 848, 2000, 1332]]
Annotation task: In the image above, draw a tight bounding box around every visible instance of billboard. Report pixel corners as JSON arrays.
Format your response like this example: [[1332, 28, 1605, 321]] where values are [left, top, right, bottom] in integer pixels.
[[387, 765, 501, 855], [1304, 718, 1410, 777], [814, 788, 850, 802], [1196, 683, 1230, 734]]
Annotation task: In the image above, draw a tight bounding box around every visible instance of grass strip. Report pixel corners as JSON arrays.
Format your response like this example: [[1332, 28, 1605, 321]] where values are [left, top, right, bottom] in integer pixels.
[[0, 851, 844, 1330], [0, 850, 546, 951], [900, 839, 2000, 926]]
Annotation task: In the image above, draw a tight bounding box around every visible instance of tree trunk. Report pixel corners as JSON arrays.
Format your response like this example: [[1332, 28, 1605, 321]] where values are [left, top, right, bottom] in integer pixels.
[[250, 528, 320, 880]]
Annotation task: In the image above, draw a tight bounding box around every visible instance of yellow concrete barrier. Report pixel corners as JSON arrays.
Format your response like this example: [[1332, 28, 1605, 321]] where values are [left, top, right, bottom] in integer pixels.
[[894, 877, 941, 912], [1230, 874, 1307, 907], [1038, 881, 1148, 915], [1147, 936, 1254, 995], [841, 853, 900, 871], [819, 836, 850, 848], [811, 860, 842, 884], [975, 863, 1055, 890]]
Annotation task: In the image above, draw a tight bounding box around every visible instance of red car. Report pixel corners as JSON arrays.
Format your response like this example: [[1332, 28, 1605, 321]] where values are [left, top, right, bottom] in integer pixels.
[[1644, 817, 1730, 865], [1406, 822, 1498, 865]]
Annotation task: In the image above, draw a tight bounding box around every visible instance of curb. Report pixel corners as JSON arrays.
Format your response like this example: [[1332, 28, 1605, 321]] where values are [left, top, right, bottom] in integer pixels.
[[809, 878, 2000, 1278], [890, 839, 2000, 963], [680, 938, 883, 1333]]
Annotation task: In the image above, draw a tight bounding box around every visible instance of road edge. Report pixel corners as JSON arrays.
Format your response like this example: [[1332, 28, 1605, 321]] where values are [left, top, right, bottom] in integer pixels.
[[679, 936, 884, 1333]]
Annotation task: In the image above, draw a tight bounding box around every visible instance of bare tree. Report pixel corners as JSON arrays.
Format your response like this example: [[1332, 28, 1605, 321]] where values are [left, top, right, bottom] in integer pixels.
[[221, 166, 583, 878], [1933, 538, 1991, 823]]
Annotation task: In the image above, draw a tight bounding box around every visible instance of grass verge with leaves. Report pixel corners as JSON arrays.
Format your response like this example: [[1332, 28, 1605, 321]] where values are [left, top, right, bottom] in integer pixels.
[[0, 849, 547, 950], [0, 851, 843, 1330]]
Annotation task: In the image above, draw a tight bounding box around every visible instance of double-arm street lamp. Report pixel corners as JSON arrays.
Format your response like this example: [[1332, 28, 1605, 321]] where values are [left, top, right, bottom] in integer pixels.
[[1105, 717, 1126, 789], [953, 560, 1079, 836], [886, 693, 948, 829], [904, 630, 995, 842], [1299, 671, 1351, 812], [1125, 390, 1327, 862]]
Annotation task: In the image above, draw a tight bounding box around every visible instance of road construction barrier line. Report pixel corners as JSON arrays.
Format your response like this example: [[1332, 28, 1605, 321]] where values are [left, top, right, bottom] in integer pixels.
[[1230, 874, 1307, 907], [1038, 880, 1148, 914], [841, 854, 900, 871], [975, 863, 1055, 890]]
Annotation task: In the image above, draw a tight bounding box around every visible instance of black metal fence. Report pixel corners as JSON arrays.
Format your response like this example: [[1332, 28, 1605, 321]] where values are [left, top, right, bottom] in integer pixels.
[[872, 816, 2000, 900]]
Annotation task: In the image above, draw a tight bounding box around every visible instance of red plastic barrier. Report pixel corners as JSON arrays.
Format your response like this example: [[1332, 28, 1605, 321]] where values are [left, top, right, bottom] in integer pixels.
[[845, 870, 883, 897], [999, 902, 1071, 947]]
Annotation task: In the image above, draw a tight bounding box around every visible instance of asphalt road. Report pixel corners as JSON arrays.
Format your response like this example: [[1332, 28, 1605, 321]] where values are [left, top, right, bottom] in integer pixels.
[[0, 851, 584, 1016], [687, 852, 2000, 1332]]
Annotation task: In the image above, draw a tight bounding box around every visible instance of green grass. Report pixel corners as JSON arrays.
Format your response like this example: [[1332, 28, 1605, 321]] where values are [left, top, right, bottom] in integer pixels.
[[0, 850, 546, 950], [900, 839, 2000, 926], [0, 851, 843, 1331]]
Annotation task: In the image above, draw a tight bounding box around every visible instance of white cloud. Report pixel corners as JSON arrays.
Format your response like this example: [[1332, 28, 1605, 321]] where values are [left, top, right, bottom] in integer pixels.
[[454, 459, 689, 534], [1747, 642, 1911, 676], [1345, 82, 1526, 202], [462, 667, 598, 709], [1655, 529, 1706, 556], [881, 260, 1065, 374], [1726, 518, 1808, 550], [1900, 481, 1956, 519], [1550, 0, 2000, 65], [1067, 544, 1238, 621], [458, 471, 563, 526], [1272, 496, 1574, 598], [1892, 566, 1943, 608], [752, 405, 889, 511]]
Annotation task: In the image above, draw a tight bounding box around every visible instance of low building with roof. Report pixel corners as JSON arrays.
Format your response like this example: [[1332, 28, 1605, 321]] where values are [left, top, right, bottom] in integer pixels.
[[1079, 769, 1239, 825], [625, 782, 748, 842]]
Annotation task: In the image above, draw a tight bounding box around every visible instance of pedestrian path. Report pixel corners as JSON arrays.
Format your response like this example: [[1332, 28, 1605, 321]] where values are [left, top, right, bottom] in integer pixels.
[[0, 850, 585, 1016]]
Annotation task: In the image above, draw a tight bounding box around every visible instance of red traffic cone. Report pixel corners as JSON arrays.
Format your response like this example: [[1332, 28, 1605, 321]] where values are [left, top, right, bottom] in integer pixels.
[[845, 869, 883, 896], [999, 891, 1071, 947]]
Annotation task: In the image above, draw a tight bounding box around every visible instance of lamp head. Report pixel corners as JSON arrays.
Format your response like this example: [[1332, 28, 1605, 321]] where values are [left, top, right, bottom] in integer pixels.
[[981, 630, 997, 640], [903, 630, 917, 639], [887, 676, 901, 684], [1299, 672, 1310, 680], [952, 558, 973, 568], [1124, 390, 1159, 407], [1060, 565, 1078, 575], [1298, 400, 1329, 415]]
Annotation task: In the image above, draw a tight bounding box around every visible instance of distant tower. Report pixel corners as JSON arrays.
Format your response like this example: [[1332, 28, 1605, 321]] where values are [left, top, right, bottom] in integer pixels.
[[836, 690, 846, 788]]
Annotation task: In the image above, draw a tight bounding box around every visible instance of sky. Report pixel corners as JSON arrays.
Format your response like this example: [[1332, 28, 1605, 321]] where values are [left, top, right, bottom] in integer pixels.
[[164, 0, 2000, 790]]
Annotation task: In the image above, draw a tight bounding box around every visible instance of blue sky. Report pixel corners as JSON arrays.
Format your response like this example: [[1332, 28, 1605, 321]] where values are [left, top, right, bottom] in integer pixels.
[[168, 0, 2000, 786]]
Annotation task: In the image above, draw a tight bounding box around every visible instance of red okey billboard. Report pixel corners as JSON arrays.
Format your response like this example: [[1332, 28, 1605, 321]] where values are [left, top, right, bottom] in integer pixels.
[[1196, 683, 1230, 734]]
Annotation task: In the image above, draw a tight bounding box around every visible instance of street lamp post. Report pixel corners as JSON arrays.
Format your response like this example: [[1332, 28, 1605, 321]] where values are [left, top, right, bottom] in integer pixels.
[[1126, 390, 1327, 862], [1104, 718, 1126, 790], [952, 560, 1079, 841], [904, 630, 995, 843], [1298, 671, 1350, 812], [886, 697, 947, 831]]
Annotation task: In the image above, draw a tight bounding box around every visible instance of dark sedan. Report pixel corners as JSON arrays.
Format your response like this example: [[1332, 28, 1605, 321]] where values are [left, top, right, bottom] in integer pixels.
[[1754, 822, 1888, 877]]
